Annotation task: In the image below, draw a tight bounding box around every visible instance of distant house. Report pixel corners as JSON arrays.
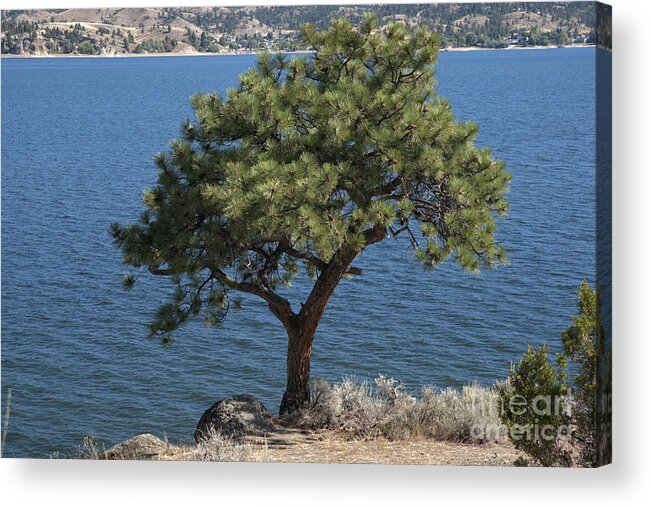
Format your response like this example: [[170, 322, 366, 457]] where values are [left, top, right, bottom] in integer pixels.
[[506, 33, 526, 45]]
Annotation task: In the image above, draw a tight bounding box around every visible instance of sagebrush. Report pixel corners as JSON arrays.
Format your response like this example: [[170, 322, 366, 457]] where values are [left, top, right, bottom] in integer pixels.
[[291, 374, 505, 443]]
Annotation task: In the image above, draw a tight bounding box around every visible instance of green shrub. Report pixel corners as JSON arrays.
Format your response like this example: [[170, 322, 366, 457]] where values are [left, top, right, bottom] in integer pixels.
[[496, 345, 572, 467], [498, 280, 599, 467], [77, 41, 98, 55], [561, 279, 598, 466]]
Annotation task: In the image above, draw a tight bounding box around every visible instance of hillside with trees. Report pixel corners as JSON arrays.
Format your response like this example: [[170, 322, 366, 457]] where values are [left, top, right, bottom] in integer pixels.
[[2, 3, 597, 56]]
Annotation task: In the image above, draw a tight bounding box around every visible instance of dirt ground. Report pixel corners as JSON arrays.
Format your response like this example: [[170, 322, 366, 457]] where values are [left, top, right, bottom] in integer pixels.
[[241, 428, 525, 465], [119, 427, 526, 466]]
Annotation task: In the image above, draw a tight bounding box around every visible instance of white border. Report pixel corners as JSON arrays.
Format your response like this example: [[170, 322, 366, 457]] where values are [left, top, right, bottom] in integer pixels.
[[1, 0, 650, 505]]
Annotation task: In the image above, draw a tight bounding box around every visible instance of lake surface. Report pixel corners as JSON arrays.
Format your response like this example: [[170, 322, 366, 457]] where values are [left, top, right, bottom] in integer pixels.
[[1, 48, 597, 457]]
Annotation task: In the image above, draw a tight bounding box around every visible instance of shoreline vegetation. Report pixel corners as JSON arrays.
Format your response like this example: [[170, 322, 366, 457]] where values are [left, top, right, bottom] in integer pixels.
[[1, 43, 597, 59], [70, 377, 527, 465]]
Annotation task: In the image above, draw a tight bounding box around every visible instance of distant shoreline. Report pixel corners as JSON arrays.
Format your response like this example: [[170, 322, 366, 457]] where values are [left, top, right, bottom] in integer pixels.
[[0, 49, 312, 59], [0, 44, 597, 59], [444, 43, 595, 52]]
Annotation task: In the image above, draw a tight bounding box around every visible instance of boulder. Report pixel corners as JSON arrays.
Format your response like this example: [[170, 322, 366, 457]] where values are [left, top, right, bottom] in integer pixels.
[[194, 394, 278, 443], [103, 433, 170, 460]]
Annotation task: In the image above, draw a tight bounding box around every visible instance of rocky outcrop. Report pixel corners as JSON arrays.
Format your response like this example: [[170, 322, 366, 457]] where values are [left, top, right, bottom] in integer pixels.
[[194, 394, 279, 443], [103, 433, 170, 460]]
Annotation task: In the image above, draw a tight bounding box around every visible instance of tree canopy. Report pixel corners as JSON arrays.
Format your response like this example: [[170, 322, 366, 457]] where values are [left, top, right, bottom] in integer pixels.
[[112, 16, 510, 413]]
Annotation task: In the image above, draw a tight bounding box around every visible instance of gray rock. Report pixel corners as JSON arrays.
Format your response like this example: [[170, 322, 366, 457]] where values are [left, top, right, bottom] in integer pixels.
[[194, 394, 278, 443], [103, 433, 169, 460]]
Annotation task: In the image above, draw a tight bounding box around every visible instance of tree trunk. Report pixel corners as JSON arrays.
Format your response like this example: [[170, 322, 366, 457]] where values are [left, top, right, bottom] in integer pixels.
[[277, 225, 387, 416], [279, 322, 315, 415], [278, 257, 354, 415]]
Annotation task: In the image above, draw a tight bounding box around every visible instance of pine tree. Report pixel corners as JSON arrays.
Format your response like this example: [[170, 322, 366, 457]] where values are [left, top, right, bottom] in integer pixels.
[[561, 279, 598, 466], [112, 17, 510, 415]]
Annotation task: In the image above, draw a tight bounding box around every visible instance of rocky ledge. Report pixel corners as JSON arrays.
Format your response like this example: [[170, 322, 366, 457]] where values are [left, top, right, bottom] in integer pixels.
[[103, 394, 280, 460]]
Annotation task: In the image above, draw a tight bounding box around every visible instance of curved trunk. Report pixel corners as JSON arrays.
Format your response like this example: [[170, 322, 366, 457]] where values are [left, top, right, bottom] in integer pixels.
[[277, 253, 354, 415], [278, 225, 387, 416]]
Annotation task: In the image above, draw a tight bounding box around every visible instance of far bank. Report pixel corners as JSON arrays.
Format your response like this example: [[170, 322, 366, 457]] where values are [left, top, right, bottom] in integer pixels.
[[1, 44, 596, 59]]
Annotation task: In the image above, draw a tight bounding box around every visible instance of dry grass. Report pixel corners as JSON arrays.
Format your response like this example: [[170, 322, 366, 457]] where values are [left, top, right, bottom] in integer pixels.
[[194, 429, 270, 462], [75, 431, 268, 462], [288, 376, 506, 444]]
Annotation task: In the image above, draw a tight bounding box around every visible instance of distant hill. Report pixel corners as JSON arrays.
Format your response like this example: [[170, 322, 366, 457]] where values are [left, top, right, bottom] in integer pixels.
[[1, 3, 597, 57]]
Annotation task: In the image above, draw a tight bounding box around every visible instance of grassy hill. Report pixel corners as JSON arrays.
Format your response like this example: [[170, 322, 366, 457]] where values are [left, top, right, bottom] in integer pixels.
[[1, 3, 597, 56]]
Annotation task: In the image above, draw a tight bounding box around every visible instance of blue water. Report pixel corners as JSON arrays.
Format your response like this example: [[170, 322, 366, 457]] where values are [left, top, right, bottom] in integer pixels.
[[1, 48, 597, 458]]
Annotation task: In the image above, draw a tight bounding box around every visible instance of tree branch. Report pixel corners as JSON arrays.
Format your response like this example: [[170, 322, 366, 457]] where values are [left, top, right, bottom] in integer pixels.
[[212, 267, 296, 324], [285, 245, 362, 275], [371, 175, 403, 197]]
